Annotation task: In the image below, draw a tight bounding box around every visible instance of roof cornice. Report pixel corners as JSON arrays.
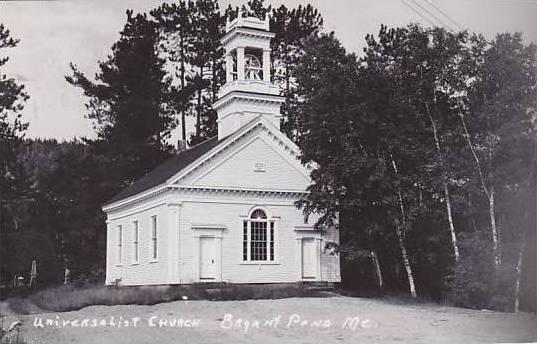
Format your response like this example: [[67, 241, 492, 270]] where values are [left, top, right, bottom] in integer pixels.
[[102, 184, 308, 213], [221, 27, 275, 45], [213, 90, 285, 110]]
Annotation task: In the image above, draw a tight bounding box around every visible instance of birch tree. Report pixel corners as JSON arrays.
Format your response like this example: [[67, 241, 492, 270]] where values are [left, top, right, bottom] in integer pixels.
[[458, 33, 537, 268], [362, 25, 466, 262]]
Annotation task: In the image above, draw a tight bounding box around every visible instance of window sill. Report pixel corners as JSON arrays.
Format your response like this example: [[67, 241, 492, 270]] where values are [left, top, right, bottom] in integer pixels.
[[115, 264, 123, 267], [148, 259, 158, 264], [131, 262, 140, 266], [240, 261, 280, 266]]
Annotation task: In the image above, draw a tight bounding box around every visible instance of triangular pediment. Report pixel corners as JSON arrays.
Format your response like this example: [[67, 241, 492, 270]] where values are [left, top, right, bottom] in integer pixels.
[[170, 118, 311, 191]]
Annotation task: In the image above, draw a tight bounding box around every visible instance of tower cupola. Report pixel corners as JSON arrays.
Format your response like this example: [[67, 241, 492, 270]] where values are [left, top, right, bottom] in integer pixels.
[[214, 13, 284, 139]]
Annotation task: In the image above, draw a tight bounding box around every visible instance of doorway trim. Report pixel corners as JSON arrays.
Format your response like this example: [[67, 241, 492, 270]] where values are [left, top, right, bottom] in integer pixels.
[[295, 226, 322, 281], [191, 224, 226, 282]]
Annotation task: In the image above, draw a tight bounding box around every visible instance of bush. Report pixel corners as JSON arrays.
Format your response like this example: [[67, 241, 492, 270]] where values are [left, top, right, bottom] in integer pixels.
[[0, 320, 26, 344], [447, 232, 516, 311], [6, 283, 326, 314]]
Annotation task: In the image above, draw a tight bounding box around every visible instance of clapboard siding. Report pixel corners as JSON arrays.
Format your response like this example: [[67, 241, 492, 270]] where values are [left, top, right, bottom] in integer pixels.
[[106, 189, 341, 286], [193, 138, 308, 190], [105, 197, 170, 285], [179, 198, 296, 283], [321, 246, 341, 282], [104, 120, 341, 286], [178, 126, 310, 191], [175, 191, 340, 284]]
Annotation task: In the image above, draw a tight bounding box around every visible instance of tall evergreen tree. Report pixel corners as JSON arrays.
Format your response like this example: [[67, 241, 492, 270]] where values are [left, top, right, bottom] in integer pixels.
[[152, 0, 224, 146], [0, 24, 29, 286], [271, 4, 323, 140], [151, 1, 196, 143], [66, 10, 174, 188], [188, 0, 224, 145]]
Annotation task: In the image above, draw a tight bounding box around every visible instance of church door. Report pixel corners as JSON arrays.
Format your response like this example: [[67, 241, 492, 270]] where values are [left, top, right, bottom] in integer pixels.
[[200, 237, 216, 280], [301, 238, 317, 279]]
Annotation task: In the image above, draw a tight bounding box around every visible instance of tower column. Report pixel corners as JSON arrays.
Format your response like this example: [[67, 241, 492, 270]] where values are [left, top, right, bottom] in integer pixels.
[[225, 53, 234, 83], [237, 46, 245, 81], [263, 49, 271, 82]]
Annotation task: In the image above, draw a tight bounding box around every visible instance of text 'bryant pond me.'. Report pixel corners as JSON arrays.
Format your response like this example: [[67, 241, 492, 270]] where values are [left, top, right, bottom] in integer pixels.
[[32, 314, 379, 332]]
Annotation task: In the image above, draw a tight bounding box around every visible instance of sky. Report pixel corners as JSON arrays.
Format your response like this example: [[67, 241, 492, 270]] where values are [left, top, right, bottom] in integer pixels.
[[0, 0, 536, 141]]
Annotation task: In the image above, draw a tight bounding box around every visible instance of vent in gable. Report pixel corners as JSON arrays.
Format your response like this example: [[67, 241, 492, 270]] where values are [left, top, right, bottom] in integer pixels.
[[254, 161, 266, 172]]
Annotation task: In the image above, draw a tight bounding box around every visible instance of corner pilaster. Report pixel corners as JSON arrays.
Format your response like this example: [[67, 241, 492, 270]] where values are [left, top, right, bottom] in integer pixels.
[[167, 202, 182, 284]]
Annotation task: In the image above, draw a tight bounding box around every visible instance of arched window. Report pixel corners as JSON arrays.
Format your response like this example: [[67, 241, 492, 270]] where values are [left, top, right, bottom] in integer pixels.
[[251, 209, 267, 220], [243, 209, 275, 262]]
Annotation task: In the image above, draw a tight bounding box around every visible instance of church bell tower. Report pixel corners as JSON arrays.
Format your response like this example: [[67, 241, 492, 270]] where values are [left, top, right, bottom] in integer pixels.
[[214, 13, 285, 139]]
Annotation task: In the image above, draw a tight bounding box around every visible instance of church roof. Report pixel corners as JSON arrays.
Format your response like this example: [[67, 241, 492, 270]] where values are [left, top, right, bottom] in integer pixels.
[[104, 136, 224, 206]]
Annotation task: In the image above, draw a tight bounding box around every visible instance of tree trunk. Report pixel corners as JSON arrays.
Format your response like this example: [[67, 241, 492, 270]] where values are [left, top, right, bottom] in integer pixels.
[[180, 34, 186, 142], [285, 53, 290, 96], [0, 192, 3, 286], [211, 56, 218, 103], [395, 213, 417, 298], [497, 215, 503, 265], [195, 66, 203, 137], [458, 112, 499, 268], [468, 192, 478, 232], [443, 182, 460, 261], [426, 105, 459, 261], [370, 250, 383, 289], [489, 186, 500, 267], [514, 236, 525, 313], [391, 157, 417, 298]]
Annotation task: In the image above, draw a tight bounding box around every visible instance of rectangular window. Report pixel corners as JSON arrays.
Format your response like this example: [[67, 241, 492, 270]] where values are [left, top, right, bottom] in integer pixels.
[[133, 221, 139, 262], [250, 221, 267, 261], [243, 216, 275, 262], [243, 221, 248, 261], [151, 216, 157, 260], [117, 225, 123, 264]]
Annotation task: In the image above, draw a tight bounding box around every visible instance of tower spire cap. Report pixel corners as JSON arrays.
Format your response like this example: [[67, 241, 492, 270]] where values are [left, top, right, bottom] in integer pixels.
[[225, 11, 271, 33]]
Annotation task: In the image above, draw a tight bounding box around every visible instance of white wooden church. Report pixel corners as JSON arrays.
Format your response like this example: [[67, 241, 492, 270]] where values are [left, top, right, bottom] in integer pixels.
[[103, 15, 341, 286]]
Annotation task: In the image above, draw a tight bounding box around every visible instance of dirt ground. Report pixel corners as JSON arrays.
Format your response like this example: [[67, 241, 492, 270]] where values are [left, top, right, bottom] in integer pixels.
[[2, 295, 536, 343]]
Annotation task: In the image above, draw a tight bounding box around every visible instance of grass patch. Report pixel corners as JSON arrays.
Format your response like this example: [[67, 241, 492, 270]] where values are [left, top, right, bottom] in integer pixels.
[[6, 283, 327, 314], [0, 332, 25, 344], [1, 320, 26, 344]]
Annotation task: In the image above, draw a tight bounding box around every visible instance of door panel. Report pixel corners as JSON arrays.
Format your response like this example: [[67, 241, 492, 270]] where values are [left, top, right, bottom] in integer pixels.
[[302, 238, 317, 279], [200, 237, 216, 279]]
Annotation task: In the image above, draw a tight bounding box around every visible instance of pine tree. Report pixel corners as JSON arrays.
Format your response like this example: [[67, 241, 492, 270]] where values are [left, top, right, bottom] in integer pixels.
[[151, 1, 197, 143], [271, 4, 323, 140], [242, 0, 271, 19], [66, 10, 174, 188], [0, 23, 29, 286], [152, 0, 223, 146], [188, 0, 224, 145]]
